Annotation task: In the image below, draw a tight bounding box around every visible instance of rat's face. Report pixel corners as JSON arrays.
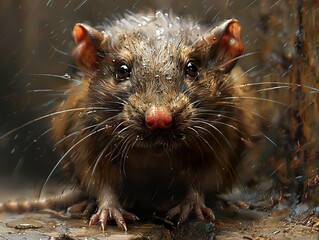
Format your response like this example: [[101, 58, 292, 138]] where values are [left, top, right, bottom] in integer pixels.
[[72, 13, 244, 152]]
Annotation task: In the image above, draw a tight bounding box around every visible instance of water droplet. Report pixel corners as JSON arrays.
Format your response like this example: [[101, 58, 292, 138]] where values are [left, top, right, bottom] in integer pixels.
[[165, 75, 172, 83], [63, 73, 71, 80], [155, 28, 164, 37], [155, 11, 163, 19], [136, 135, 144, 141]]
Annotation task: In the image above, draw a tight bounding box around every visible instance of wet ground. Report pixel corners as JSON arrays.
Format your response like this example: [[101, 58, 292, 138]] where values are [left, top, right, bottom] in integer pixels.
[[1, 207, 319, 239], [0, 180, 318, 240]]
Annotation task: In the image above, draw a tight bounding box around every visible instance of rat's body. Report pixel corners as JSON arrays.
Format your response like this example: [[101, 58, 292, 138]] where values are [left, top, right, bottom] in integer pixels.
[[1, 11, 251, 230]]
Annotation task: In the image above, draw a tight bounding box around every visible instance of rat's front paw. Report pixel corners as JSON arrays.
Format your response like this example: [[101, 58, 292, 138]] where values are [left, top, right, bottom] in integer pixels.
[[166, 190, 215, 225], [89, 207, 139, 231]]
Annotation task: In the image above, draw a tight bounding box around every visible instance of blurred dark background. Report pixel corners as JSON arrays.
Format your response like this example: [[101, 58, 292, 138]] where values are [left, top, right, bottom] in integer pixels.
[[0, 0, 303, 184]]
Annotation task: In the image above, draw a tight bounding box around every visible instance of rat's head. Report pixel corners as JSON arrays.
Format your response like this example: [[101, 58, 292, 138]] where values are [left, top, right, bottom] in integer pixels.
[[72, 12, 244, 152]]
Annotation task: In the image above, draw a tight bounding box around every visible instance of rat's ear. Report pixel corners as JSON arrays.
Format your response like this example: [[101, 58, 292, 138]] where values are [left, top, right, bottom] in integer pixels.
[[72, 23, 106, 74], [195, 19, 244, 73]]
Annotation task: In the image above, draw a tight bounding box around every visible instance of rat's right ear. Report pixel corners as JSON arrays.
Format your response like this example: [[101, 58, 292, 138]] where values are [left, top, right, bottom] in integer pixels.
[[72, 23, 106, 74]]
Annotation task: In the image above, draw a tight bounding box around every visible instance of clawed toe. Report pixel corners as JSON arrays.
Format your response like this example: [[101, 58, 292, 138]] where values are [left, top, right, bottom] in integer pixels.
[[166, 202, 215, 225], [89, 208, 138, 231], [67, 200, 97, 218]]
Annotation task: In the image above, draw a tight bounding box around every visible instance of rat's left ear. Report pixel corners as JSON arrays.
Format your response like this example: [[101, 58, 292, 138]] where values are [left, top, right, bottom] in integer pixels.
[[195, 19, 244, 73]]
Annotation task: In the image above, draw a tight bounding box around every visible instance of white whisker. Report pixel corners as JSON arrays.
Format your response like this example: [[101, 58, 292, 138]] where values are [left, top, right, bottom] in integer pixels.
[[0, 107, 112, 140], [39, 126, 106, 199], [222, 96, 287, 106]]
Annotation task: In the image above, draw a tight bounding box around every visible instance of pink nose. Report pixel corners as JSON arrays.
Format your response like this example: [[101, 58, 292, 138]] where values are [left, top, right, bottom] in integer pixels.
[[145, 106, 173, 130]]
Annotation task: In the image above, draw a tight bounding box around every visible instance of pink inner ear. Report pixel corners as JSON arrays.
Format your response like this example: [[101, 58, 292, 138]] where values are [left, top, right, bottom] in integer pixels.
[[72, 24, 99, 72], [228, 21, 242, 40], [217, 21, 244, 73], [73, 24, 87, 44]]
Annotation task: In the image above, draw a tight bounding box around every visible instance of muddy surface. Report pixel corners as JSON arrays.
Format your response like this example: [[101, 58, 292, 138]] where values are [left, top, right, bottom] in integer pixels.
[[0, 181, 318, 240], [0, 208, 318, 239]]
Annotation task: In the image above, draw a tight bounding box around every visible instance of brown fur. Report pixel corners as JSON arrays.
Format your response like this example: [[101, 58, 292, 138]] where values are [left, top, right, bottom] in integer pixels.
[[49, 12, 252, 227]]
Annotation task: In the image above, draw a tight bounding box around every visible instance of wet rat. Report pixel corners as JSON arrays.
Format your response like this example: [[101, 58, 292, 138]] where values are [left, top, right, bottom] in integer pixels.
[[1, 11, 251, 231]]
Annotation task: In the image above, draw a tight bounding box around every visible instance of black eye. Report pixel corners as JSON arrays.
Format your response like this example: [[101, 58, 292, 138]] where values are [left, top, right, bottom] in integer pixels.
[[116, 63, 131, 81], [185, 61, 199, 78]]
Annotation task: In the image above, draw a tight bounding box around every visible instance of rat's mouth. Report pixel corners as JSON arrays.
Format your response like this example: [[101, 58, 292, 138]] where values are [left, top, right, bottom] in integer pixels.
[[134, 131, 186, 151]]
